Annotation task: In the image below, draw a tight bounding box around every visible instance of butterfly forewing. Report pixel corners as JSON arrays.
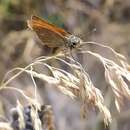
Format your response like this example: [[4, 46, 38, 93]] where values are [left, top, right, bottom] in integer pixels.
[[27, 16, 71, 48], [31, 16, 69, 36]]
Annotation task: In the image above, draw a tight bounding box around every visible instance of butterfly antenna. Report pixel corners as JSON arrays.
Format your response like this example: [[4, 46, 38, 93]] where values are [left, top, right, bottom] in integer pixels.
[[86, 28, 97, 36]]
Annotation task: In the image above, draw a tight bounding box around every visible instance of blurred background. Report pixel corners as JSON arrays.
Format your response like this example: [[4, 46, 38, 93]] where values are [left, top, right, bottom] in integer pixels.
[[0, 0, 130, 130]]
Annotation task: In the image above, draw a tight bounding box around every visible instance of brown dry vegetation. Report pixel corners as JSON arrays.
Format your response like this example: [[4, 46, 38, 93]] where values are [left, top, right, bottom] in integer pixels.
[[0, 0, 130, 130]]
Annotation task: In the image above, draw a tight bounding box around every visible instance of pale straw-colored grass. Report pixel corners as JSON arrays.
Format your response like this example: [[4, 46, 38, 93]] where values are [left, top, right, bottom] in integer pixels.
[[0, 122, 13, 130], [0, 41, 130, 129]]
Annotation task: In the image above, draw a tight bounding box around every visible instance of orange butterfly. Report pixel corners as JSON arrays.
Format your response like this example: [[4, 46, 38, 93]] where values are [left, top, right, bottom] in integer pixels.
[[27, 15, 82, 52]]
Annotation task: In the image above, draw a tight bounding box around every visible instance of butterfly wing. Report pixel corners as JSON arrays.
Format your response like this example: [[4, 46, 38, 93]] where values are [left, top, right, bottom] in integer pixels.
[[27, 16, 70, 48]]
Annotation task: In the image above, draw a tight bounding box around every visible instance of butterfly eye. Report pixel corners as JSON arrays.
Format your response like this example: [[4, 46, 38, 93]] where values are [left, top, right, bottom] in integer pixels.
[[72, 42, 76, 46], [66, 35, 81, 48], [69, 41, 78, 49]]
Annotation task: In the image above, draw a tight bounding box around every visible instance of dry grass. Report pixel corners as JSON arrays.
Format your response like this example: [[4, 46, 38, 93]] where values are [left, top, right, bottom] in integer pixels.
[[0, 41, 130, 129]]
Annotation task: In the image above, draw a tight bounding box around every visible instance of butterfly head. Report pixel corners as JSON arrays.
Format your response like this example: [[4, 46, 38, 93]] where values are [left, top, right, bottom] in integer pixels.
[[66, 35, 82, 49]]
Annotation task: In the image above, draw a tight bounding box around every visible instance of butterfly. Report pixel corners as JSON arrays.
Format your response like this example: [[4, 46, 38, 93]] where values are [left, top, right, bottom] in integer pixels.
[[27, 15, 82, 53]]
